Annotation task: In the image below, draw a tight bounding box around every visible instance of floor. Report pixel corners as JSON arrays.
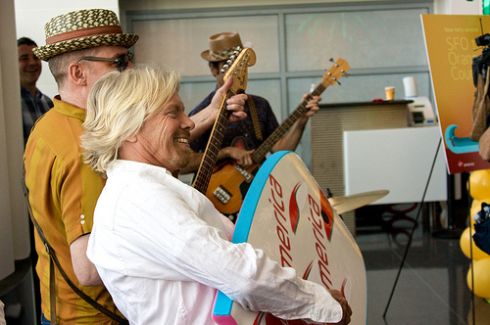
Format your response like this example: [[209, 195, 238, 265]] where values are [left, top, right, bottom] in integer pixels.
[[356, 203, 490, 325]]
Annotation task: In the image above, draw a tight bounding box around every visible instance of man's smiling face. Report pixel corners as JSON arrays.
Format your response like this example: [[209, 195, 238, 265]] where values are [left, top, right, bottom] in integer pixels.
[[135, 93, 195, 174]]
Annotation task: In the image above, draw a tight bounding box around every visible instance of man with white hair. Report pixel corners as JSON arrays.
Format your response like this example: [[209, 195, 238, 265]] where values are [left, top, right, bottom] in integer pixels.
[[82, 66, 352, 325]]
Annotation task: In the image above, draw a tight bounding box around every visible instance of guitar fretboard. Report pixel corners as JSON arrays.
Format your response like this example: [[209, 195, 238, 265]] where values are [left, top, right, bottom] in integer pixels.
[[251, 83, 326, 163], [193, 90, 233, 194]]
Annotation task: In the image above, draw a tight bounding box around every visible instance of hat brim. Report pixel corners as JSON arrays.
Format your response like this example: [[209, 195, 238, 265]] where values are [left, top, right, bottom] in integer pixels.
[[33, 33, 139, 61], [200, 50, 228, 62]]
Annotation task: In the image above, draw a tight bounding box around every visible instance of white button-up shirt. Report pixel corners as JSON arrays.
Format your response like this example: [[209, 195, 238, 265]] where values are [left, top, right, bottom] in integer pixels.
[[87, 160, 342, 324]]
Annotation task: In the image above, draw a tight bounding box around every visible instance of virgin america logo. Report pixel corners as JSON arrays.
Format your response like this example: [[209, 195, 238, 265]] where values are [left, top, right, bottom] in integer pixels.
[[258, 176, 346, 325]]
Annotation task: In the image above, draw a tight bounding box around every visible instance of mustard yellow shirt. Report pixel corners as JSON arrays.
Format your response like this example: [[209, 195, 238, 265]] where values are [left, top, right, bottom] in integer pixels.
[[24, 97, 119, 324]]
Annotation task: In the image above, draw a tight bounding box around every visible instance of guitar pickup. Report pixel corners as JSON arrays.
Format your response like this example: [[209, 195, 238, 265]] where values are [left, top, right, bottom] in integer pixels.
[[213, 186, 232, 204], [235, 165, 253, 182]]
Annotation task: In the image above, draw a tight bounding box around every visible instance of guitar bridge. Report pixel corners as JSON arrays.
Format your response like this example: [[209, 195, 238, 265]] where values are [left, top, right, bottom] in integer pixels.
[[213, 186, 232, 204], [235, 165, 253, 182]]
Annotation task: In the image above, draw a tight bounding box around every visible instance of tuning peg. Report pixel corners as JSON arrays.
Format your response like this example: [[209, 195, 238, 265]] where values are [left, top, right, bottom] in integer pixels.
[[342, 71, 351, 77], [335, 79, 341, 86]]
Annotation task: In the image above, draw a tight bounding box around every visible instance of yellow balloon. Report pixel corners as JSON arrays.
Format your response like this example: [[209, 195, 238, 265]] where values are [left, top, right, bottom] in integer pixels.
[[459, 227, 490, 260], [469, 170, 490, 200], [467, 258, 490, 298]]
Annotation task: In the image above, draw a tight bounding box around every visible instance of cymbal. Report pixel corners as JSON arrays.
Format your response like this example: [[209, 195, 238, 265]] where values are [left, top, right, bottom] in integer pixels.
[[328, 190, 389, 214]]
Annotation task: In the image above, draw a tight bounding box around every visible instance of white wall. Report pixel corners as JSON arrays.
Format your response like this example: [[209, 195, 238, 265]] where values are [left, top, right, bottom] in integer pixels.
[[14, 0, 120, 98]]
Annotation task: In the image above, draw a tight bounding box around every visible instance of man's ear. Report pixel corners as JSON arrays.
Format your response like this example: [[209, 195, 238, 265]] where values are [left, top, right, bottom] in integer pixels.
[[67, 62, 87, 86], [125, 134, 138, 143]]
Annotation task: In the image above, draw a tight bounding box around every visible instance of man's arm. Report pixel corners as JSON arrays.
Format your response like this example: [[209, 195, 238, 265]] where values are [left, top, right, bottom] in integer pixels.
[[189, 78, 247, 141], [70, 234, 103, 286], [180, 147, 254, 174], [272, 95, 320, 152]]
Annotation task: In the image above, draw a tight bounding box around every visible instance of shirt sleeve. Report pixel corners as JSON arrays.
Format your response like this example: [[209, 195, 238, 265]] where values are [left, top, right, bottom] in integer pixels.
[[108, 186, 343, 323], [57, 143, 104, 244]]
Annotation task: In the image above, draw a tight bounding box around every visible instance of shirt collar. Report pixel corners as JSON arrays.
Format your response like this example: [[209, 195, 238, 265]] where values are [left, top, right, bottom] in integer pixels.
[[107, 160, 173, 182], [20, 86, 41, 98], [53, 95, 86, 121]]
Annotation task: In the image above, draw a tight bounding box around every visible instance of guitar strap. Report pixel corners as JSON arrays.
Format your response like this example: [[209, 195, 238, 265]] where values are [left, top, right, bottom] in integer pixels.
[[22, 181, 128, 325], [247, 96, 263, 142]]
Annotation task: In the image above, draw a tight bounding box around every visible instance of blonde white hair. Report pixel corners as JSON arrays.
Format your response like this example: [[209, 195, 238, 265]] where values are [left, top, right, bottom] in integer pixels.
[[81, 66, 180, 174]]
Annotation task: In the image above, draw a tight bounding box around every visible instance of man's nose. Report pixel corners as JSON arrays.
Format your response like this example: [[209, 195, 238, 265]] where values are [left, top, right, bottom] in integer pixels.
[[28, 56, 40, 65], [182, 114, 195, 131]]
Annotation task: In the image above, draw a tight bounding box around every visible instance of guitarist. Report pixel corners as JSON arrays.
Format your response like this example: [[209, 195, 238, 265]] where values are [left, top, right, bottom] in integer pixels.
[[182, 32, 320, 215]]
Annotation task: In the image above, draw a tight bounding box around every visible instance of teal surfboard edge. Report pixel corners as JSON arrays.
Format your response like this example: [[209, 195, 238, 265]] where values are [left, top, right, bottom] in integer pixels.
[[213, 150, 291, 318]]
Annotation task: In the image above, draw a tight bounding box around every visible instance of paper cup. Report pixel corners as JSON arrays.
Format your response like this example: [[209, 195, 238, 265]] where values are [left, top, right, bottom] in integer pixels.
[[385, 86, 395, 101]]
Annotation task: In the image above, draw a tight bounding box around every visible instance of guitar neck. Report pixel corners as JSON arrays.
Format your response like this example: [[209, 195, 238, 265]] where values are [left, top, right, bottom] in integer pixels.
[[193, 91, 232, 194], [251, 83, 326, 163]]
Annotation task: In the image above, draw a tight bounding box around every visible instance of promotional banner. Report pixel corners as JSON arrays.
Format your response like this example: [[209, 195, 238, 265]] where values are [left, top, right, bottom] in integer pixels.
[[213, 151, 366, 325], [421, 14, 490, 174]]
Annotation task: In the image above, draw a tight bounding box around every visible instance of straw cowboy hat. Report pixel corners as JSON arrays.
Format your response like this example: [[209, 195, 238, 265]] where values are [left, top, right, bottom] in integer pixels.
[[201, 32, 244, 62], [33, 9, 139, 61]]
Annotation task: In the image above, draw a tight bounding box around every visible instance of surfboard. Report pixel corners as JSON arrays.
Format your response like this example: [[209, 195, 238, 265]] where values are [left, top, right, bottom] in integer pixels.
[[213, 151, 367, 324]]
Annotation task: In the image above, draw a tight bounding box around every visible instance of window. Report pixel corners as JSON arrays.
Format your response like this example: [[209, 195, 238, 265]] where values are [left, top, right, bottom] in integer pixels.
[[126, 1, 432, 166]]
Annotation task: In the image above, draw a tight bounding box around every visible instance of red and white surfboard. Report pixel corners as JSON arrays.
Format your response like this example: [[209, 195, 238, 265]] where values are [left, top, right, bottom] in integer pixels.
[[213, 151, 367, 325]]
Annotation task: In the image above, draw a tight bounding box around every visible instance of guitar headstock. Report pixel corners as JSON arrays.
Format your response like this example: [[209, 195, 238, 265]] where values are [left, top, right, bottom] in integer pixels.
[[222, 47, 257, 94], [321, 58, 350, 88]]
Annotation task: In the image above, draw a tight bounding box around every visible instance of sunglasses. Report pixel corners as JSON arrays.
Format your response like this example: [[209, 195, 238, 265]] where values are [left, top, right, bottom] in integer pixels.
[[78, 52, 134, 72]]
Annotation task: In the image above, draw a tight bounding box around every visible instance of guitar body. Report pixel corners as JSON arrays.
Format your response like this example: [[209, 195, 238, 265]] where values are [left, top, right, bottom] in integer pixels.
[[213, 151, 366, 325], [206, 162, 258, 215]]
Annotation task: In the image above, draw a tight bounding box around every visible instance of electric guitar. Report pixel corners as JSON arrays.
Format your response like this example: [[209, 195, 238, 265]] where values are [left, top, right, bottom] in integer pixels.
[[205, 58, 350, 215], [192, 47, 256, 193]]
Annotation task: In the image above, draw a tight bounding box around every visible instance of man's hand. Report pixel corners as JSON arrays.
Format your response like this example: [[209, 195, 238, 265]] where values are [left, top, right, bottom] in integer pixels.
[[220, 147, 254, 166], [328, 287, 352, 325], [189, 77, 247, 140], [303, 94, 321, 118], [211, 77, 247, 122], [272, 94, 321, 152]]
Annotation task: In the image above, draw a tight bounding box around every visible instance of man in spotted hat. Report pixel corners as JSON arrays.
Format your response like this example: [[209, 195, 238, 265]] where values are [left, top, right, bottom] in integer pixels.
[[184, 32, 320, 220], [24, 9, 247, 324]]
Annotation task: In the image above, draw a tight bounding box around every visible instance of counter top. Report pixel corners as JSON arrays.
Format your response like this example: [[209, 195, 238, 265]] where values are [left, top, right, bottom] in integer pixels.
[[319, 99, 413, 109]]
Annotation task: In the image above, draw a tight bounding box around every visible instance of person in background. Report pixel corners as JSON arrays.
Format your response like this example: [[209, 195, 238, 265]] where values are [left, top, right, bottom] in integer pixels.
[[24, 9, 246, 324], [18, 37, 53, 143], [82, 66, 352, 325], [184, 32, 320, 173]]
